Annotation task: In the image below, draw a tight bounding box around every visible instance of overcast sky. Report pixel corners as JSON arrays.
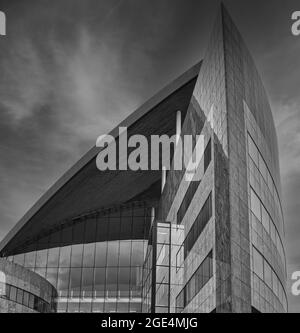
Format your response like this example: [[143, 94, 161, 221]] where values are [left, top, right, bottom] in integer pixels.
[[0, 0, 299, 311]]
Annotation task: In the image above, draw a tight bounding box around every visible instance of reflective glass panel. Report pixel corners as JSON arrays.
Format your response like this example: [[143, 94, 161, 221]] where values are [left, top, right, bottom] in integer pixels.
[[95, 242, 107, 267]]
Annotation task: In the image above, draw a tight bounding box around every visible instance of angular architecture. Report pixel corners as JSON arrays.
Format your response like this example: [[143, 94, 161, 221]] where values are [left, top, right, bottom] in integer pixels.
[[0, 5, 287, 313]]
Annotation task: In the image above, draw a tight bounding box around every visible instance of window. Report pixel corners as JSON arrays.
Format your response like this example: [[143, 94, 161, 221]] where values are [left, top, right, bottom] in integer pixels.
[[71, 244, 83, 267], [9, 286, 17, 302], [184, 193, 212, 258], [177, 138, 211, 225], [47, 247, 60, 267], [248, 135, 259, 165], [258, 155, 268, 182], [82, 243, 95, 267], [176, 245, 184, 272], [250, 189, 261, 221], [176, 251, 213, 310], [204, 139, 211, 172], [261, 205, 270, 233], [264, 261, 272, 289], [16, 288, 23, 304], [177, 180, 200, 225], [253, 247, 263, 279]]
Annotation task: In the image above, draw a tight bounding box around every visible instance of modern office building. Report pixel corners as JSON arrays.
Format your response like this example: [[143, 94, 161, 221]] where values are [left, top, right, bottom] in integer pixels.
[[0, 5, 287, 313], [0, 258, 57, 313]]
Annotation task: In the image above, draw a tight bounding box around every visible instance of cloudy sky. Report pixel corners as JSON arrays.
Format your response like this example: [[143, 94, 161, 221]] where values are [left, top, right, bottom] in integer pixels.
[[0, 0, 299, 311]]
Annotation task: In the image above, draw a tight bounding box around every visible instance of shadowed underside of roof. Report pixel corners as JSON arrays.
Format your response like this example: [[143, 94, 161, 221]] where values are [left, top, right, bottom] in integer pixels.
[[0, 62, 202, 256]]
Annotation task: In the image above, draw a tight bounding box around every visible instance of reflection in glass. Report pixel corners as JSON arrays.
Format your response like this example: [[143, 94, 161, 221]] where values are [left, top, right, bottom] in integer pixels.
[[46, 268, 58, 289], [104, 301, 116, 313], [71, 244, 83, 267], [57, 268, 70, 297], [94, 267, 106, 297], [107, 241, 119, 267], [106, 267, 118, 297], [119, 241, 131, 267], [131, 241, 145, 266], [47, 247, 60, 267], [59, 246, 71, 267], [80, 301, 92, 313], [68, 302, 79, 312], [130, 301, 142, 312], [83, 243, 95, 267], [95, 242, 107, 267], [117, 302, 129, 312], [118, 267, 130, 297], [92, 300, 104, 312], [69, 268, 82, 297], [24, 251, 36, 268], [81, 268, 94, 297], [130, 266, 143, 297], [36, 249, 48, 268]]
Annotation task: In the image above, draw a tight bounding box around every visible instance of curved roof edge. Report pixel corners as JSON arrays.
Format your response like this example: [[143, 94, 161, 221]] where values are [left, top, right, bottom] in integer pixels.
[[0, 61, 202, 254]]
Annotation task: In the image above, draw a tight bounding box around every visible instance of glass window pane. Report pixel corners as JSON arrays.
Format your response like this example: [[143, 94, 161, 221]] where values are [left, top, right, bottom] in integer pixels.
[[71, 244, 83, 267], [92, 300, 104, 312], [119, 241, 131, 267], [23, 291, 29, 307], [81, 268, 94, 298], [68, 302, 79, 312], [264, 261, 272, 289], [251, 189, 261, 221], [59, 246, 71, 267], [248, 135, 258, 165], [9, 286, 17, 302], [131, 241, 145, 266], [130, 266, 143, 297], [105, 301, 117, 313], [36, 249, 48, 268], [106, 267, 118, 297], [47, 247, 60, 267], [117, 302, 129, 312], [95, 242, 107, 267], [261, 206, 270, 233], [259, 155, 268, 182], [253, 247, 263, 279], [94, 267, 106, 298], [24, 251, 36, 268], [83, 243, 95, 267], [16, 288, 23, 304], [130, 301, 141, 313], [57, 268, 70, 297], [69, 268, 82, 298], [80, 301, 92, 313], [46, 268, 58, 289], [118, 267, 130, 298], [107, 241, 119, 267]]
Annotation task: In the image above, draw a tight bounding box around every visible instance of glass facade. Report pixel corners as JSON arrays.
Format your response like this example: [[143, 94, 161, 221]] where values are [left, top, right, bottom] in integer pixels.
[[8, 203, 152, 312], [245, 102, 287, 312]]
